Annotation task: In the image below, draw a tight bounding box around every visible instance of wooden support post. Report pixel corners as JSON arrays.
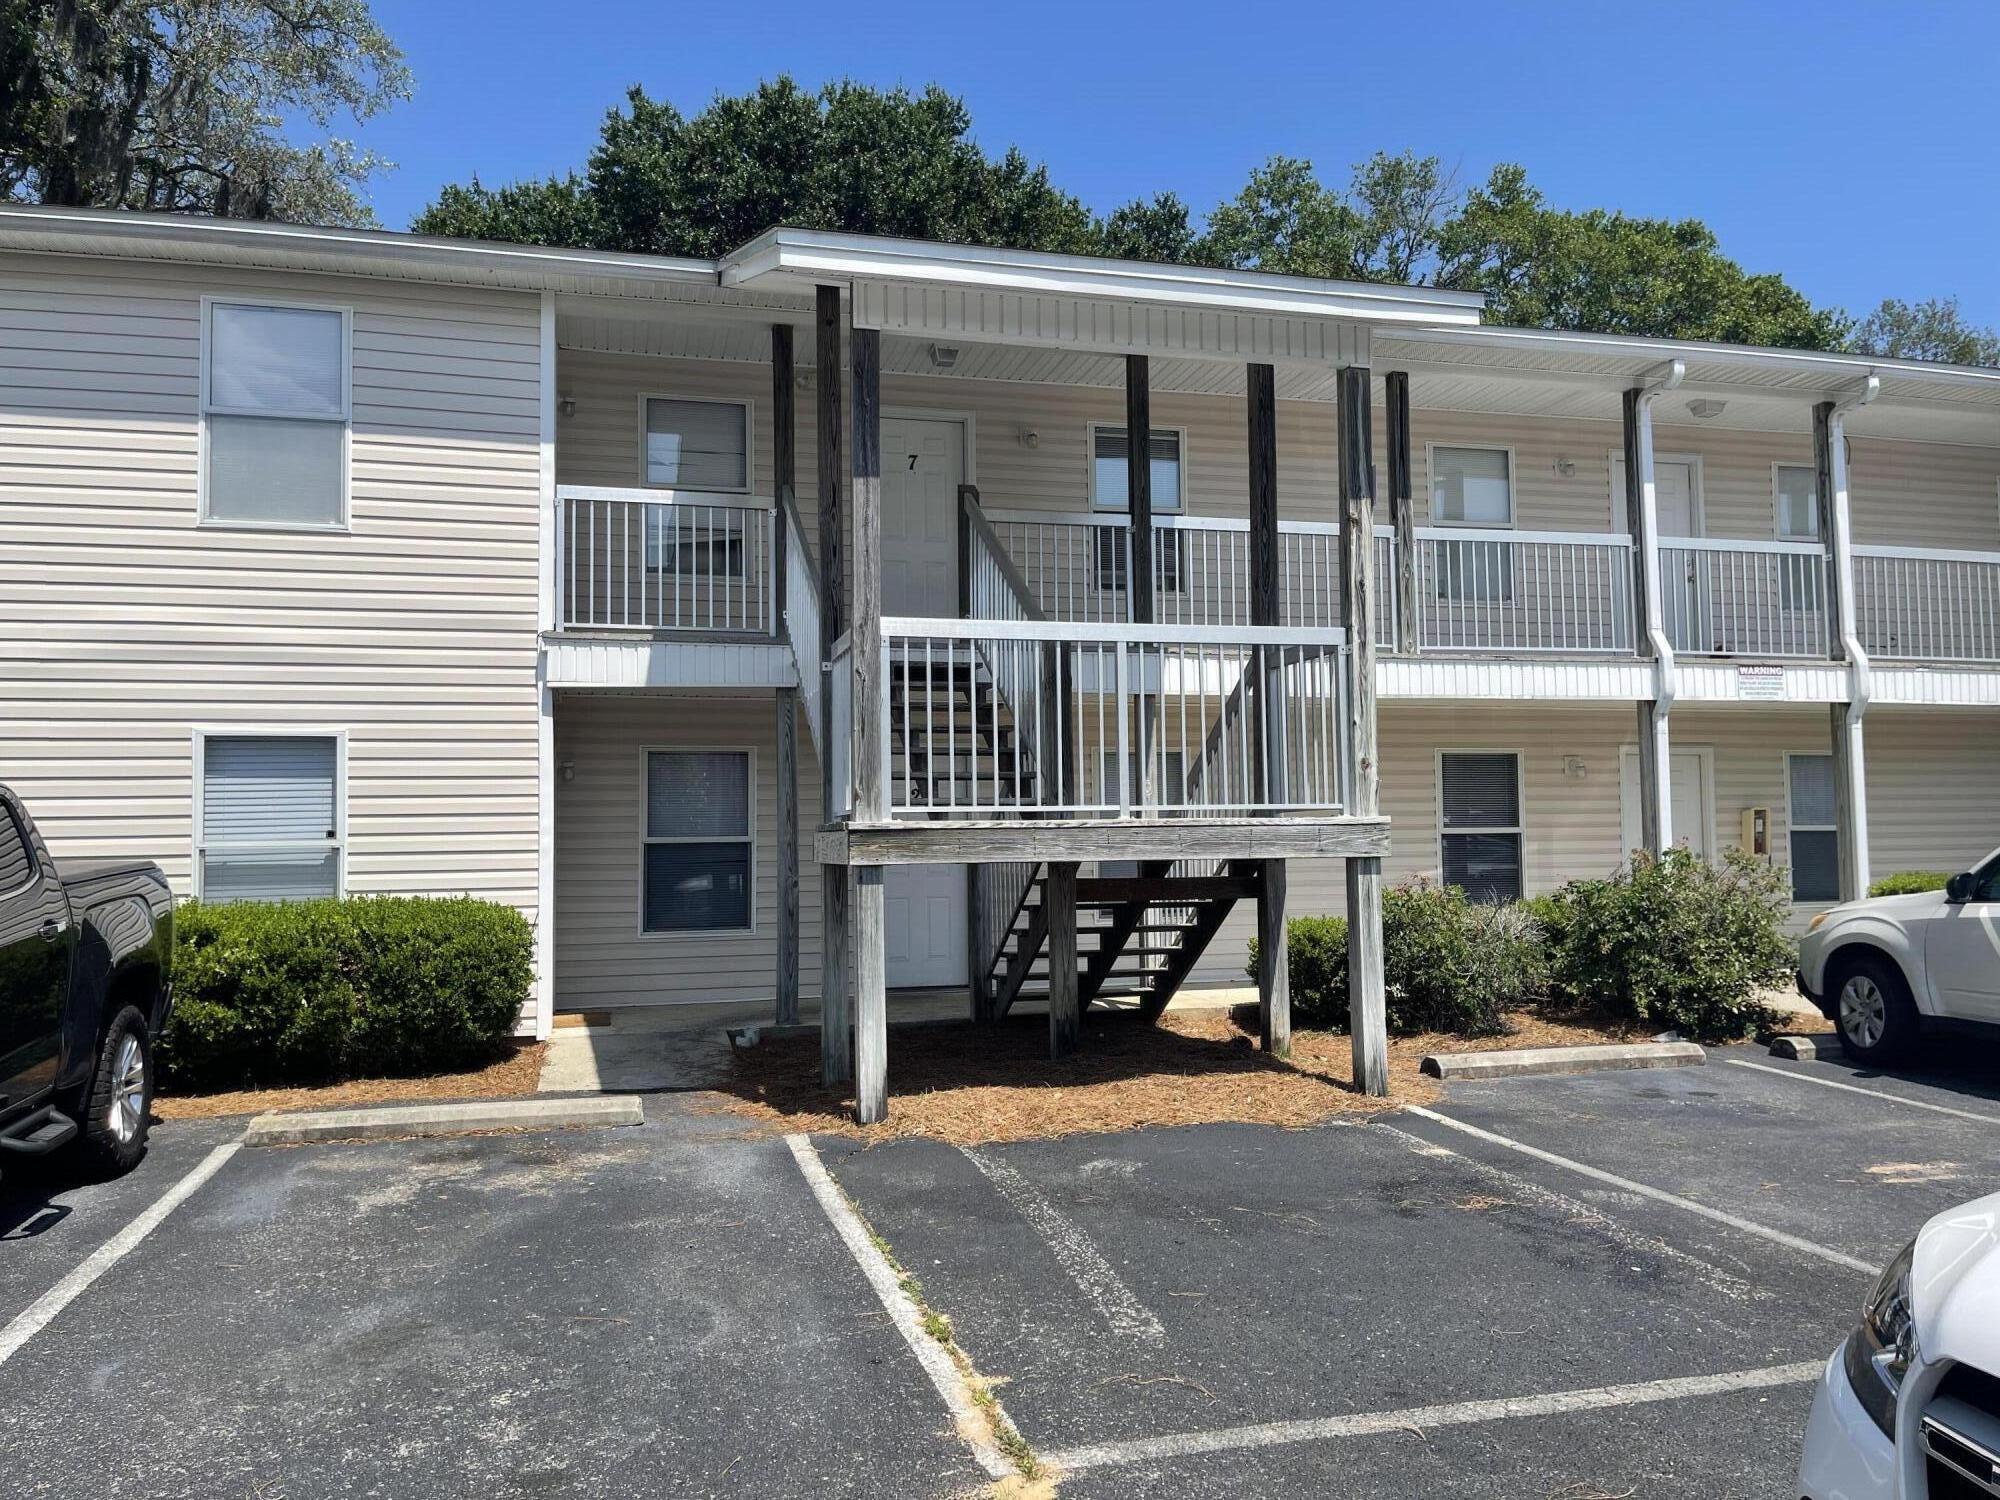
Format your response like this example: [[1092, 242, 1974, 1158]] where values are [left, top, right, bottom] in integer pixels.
[[772, 324, 794, 628], [850, 321, 886, 1123], [1046, 860, 1080, 1058], [776, 688, 800, 1025], [1125, 354, 1154, 625], [1257, 859, 1290, 1057], [1385, 370, 1418, 654], [1622, 386, 1671, 855], [815, 287, 849, 1086], [1338, 362, 1387, 1097], [1817, 400, 1871, 900]]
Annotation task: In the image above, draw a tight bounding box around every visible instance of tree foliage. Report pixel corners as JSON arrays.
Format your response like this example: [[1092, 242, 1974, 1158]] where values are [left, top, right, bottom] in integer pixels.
[[1849, 296, 2000, 368], [1, 0, 409, 225]]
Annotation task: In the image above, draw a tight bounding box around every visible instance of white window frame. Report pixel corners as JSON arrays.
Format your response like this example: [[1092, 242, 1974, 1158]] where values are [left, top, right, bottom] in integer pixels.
[[1435, 748, 1526, 900], [1784, 751, 1840, 906], [1772, 462, 1821, 541], [1087, 421, 1188, 513], [637, 746, 756, 939], [1427, 443, 1517, 530], [190, 726, 348, 900], [637, 392, 755, 497], [198, 296, 353, 532]]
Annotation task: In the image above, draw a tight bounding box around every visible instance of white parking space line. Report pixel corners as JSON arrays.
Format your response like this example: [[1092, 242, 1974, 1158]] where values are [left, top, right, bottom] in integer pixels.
[[0, 1142, 241, 1367], [959, 1145, 1165, 1341], [1726, 1057, 2000, 1126], [783, 1135, 1017, 1481], [1403, 1106, 1881, 1277], [1041, 1360, 1825, 1473]]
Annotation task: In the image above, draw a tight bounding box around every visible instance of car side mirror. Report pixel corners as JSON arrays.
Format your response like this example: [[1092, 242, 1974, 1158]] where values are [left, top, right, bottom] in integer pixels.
[[1946, 872, 1975, 904]]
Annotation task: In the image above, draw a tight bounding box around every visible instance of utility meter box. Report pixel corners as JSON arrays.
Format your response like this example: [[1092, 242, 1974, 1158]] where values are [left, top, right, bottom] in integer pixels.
[[1740, 806, 1772, 859]]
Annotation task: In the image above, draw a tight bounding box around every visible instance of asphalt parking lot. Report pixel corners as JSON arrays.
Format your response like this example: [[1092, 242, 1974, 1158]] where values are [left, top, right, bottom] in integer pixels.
[[3, 1038, 1998, 1498]]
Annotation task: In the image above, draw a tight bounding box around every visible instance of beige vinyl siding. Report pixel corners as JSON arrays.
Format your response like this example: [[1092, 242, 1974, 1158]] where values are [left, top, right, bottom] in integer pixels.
[[0, 252, 542, 915], [553, 690, 825, 1009]]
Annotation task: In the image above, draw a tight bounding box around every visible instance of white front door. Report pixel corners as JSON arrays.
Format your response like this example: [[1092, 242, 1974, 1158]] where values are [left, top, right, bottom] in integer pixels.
[[1652, 460, 1706, 649], [1923, 862, 2000, 1020], [1620, 747, 1711, 862], [881, 415, 969, 987]]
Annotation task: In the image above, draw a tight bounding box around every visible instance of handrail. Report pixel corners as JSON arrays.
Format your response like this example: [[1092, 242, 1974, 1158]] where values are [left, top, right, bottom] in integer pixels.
[[982, 505, 1391, 539], [960, 486, 1047, 622], [557, 483, 770, 512], [1853, 541, 2000, 566], [1662, 536, 1828, 557], [778, 483, 825, 748], [885, 614, 1348, 646], [1414, 524, 1634, 548]]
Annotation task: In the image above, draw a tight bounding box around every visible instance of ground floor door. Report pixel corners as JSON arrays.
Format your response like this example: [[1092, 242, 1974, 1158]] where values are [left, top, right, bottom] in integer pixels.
[[881, 413, 969, 987], [1619, 746, 1712, 862]]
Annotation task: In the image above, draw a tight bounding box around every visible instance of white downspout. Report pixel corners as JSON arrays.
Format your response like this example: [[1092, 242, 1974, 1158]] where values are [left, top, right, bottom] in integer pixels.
[[1827, 374, 1880, 898], [1634, 359, 1685, 849]]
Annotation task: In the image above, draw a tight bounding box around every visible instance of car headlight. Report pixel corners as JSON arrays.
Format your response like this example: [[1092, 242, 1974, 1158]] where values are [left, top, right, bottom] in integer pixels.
[[1843, 1237, 1918, 1438], [1808, 910, 1831, 933]]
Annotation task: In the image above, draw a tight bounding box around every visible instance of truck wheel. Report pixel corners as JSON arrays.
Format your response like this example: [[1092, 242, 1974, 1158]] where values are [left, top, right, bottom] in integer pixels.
[[78, 1006, 154, 1173], [1832, 954, 1918, 1065]]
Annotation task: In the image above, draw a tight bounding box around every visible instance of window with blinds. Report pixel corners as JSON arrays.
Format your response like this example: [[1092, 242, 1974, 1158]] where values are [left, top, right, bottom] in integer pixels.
[[1090, 424, 1185, 594], [0, 805, 34, 898], [1431, 446, 1515, 603], [1440, 752, 1523, 903], [644, 398, 750, 492], [203, 302, 348, 526], [1774, 465, 1825, 612], [1787, 754, 1840, 903], [197, 735, 341, 902], [643, 750, 753, 933]]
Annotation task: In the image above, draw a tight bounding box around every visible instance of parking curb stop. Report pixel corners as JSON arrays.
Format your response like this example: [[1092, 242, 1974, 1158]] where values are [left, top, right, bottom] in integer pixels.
[[1420, 1041, 1706, 1080], [241, 1095, 644, 1146]]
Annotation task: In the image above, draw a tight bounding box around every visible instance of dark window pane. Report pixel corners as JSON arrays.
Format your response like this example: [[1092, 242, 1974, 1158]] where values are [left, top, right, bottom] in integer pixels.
[[644, 841, 751, 932], [1441, 753, 1520, 829], [0, 807, 31, 895], [1092, 528, 1185, 594], [1790, 830, 1840, 903], [1443, 833, 1523, 904]]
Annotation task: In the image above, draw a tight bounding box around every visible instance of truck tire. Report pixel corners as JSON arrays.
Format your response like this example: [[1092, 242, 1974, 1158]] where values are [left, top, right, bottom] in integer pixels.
[[78, 1005, 154, 1173], [1831, 952, 1919, 1065]]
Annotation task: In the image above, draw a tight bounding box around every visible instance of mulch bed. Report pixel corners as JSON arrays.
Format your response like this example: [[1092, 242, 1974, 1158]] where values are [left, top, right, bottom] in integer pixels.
[[153, 1042, 548, 1120], [701, 1005, 1646, 1146]]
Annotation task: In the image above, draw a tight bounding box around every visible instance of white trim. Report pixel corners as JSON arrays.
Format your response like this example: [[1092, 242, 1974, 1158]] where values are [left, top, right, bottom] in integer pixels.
[[198, 295, 353, 532], [1608, 449, 1705, 537], [880, 615, 1346, 647], [637, 390, 754, 494], [882, 404, 979, 490], [1434, 748, 1526, 899], [1783, 750, 1840, 905], [637, 745, 757, 939], [190, 726, 347, 901], [1617, 744, 1717, 863], [534, 291, 557, 1038], [1088, 420, 1188, 514], [1425, 442, 1516, 529]]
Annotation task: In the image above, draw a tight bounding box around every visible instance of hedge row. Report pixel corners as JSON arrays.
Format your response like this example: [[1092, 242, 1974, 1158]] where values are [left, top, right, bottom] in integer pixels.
[[165, 896, 533, 1091], [1868, 870, 1952, 897], [1251, 849, 1795, 1044]]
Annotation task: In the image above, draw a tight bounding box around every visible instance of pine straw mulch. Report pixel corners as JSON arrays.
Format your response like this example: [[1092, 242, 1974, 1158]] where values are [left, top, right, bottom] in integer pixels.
[[699, 1004, 1647, 1146], [152, 1042, 548, 1120]]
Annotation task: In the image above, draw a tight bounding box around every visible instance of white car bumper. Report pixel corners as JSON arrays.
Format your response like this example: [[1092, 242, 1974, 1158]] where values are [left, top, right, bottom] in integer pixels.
[[1799, 1348, 1897, 1500]]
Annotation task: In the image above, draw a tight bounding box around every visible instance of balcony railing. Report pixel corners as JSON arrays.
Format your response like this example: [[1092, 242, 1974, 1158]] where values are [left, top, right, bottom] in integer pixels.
[[1659, 539, 1830, 658], [1853, 545, 2000, 663], [1412, 528, 1634, 654], [981, 508, 1396, 647], [558, 487, 776, 634]]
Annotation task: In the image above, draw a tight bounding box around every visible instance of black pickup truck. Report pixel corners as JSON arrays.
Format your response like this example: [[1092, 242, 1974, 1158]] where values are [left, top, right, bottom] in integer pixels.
[[0, 784, 173, 1173]]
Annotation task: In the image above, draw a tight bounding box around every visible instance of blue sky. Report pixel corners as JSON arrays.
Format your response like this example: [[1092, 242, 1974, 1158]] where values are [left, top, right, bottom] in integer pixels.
[[357, 0, 2000, 327]]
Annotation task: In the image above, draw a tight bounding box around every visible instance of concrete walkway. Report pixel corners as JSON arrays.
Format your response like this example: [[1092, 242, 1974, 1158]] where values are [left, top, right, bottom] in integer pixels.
[[537, 986, 1257, 1093]]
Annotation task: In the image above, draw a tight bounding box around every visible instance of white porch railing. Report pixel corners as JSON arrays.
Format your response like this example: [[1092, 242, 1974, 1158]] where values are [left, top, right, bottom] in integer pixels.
[[1853, 545, 2000, 663], [558, 486, 775, 633], [981, 509, 1396, 647], [878, 616, 1349, 819], [1659, 538, 1831, 658], [1412, 527, 1634, 654]]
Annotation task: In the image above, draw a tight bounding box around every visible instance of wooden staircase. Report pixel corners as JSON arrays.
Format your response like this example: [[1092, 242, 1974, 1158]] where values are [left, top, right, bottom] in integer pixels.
[[887, 656, 1038, 811], [985, 859, 1258, 1021]]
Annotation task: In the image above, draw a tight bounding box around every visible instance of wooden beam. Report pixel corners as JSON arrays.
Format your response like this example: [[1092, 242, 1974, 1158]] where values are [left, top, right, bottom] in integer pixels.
[[1248, 362, 1279, 631], [771, 324, 794, 628], [776, 686, 800, 1026], [1125, 354, 1154, 625], [815, 286, 848, 1088], [815, 816, 1392, 867], [1257, 858, 1290, 1057], [1046, 860, 1080, 1057], [994, 896, 1048, 1019], [851, 325, 884, 821], [854, 865, 887, 1123], [1338, 360, 1387, 1098], [1384, 370, 1417, 655], [966, 862, 989, 1021], [1078, 859, 1171, 1007]]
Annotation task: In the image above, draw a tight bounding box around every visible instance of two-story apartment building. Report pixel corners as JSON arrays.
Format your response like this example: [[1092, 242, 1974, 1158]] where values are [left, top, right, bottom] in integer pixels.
[[4, 207, 1997, 1121]]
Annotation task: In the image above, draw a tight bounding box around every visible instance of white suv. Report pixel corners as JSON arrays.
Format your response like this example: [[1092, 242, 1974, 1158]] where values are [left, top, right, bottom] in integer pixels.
[[1797, 848, 2000, 1063]]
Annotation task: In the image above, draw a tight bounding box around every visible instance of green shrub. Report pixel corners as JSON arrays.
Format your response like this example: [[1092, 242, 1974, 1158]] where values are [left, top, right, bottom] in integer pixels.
[[1249, 882, 1545, 1037], [165, 896, 534, 1091], [1537, 848, 1793, 1042], [1868, 870, 1952, 897]]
